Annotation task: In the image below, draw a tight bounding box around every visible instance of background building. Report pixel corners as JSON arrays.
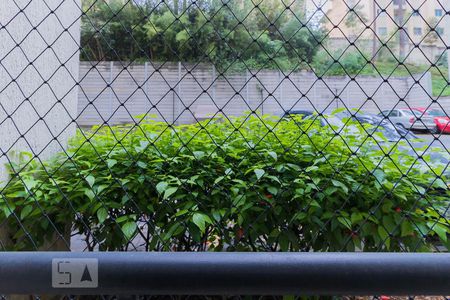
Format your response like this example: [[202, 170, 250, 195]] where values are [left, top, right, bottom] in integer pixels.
[[307, 0, 449, 63]]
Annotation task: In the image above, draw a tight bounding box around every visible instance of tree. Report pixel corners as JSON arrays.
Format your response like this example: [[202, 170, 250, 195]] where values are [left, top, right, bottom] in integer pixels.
[[372, 0, 378, 59], [396, 0, 407, 60], [80, 0, 322, 70], [81, 0, 149, 61], [424, 17, 440, 45], [344, 2, 369, 40]]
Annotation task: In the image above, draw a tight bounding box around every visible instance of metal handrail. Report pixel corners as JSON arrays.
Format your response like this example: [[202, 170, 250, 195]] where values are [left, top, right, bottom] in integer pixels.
[[0, 252, 449, 295]]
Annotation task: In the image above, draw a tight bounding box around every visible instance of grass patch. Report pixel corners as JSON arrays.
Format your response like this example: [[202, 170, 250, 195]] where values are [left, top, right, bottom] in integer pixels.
[[360, 61, 449, 97], [431, 68, 450, 96]]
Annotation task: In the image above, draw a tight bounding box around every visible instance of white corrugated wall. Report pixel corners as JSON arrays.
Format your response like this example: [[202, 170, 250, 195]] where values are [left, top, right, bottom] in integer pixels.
[[77, 61, 433, 126]]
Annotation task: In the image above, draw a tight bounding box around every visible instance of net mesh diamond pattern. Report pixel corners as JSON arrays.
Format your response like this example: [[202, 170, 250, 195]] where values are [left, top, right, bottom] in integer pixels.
[[0, 0, 449, 298]]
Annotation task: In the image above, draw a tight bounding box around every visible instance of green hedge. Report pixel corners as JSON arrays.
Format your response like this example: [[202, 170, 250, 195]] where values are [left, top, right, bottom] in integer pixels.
[[1, 114, 449, 251]]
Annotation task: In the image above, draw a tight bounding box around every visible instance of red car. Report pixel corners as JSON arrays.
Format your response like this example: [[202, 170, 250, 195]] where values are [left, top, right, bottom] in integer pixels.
[[413, 107, 450, 133]]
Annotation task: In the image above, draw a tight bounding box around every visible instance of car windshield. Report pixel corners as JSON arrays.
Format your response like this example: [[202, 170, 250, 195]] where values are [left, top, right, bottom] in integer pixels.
[[426, 109, 446, 117]]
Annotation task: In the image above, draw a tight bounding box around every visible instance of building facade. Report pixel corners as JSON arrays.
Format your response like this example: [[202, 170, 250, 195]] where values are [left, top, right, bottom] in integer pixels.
[[307, 0, 449, 63]]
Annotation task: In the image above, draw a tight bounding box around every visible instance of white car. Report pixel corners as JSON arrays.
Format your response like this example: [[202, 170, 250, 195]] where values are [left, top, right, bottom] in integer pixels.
[[378, 109, 437, 132]]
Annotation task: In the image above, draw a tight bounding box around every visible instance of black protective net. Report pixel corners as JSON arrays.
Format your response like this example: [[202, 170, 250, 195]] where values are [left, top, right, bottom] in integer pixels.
[[0, 0, 449, 298]]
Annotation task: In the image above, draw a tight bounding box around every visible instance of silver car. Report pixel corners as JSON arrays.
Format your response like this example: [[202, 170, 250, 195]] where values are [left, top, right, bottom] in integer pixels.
[[378, 109, 437, 132]]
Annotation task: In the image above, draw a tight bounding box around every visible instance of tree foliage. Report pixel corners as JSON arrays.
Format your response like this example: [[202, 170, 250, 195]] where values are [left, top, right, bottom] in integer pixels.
[[80, 0, 322, 70]]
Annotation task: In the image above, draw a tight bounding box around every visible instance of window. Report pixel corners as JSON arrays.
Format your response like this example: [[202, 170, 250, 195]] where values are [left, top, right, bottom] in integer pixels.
[[380, 110, 390, 117], [393, 0, 405, 5], [378, 27, 387, 35], [426, 109, 445, 117], [436, 27, 444, 35], [413, 27, 422, 35], [412, 10, 419, 16], [435, 9, 443, 17], [388, 110, 399, 117]]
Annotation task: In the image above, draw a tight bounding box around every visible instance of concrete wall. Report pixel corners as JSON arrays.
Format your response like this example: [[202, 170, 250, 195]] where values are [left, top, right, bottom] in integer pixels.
[[77, 61, 433, 126], [0, 0, 81, 183]]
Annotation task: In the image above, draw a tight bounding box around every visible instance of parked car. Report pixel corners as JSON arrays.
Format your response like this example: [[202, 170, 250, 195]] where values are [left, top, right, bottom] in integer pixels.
[[336, 111, 418, 141], [284, 110, 448, 166], [412, 107, 450, 133], [282, 110, 314, 118], [285, 110, 418, 141], [378, 108, 437, 132], [320, 112, 450, 176]]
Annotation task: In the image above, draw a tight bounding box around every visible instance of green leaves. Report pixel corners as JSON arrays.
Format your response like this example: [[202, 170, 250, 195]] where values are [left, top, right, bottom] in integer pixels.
[[156, 181, 178, 199], [106, 159, 117, 168], [429, 222, 448, 242], [23, 178, 38, 191], [163, 187, 178, 199], [156, 181, 168, 194], [97, 207, 108, 224], [80, 1, 322, 70], [1, 205, 13, 218], [331, 179, 348, 194], [85, 175, 95, 188], [84, 189, 96, 200], [377, 226, 390, 250], [136, 161, 147, 169], [254, 169, 265, 180], [20, 205, 33, 220], [1, 114, 448, 252], [121, 221, 137, 239], [267, 151, 277, 161], [267, 186, 278, 196], [192, 213, 212, 233], [401, 221, 414, 237], [193, 151, 205, 159]]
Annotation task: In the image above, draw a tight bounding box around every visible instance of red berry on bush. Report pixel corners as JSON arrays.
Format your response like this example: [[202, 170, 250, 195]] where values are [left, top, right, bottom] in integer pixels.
[[236, 228, 244, 239]]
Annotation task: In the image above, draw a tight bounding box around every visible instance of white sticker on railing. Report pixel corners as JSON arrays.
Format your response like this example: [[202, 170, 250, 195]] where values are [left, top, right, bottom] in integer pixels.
[[52, 258, 98, 288]]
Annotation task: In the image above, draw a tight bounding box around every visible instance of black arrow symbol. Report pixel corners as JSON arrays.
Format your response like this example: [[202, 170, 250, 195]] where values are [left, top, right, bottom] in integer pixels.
[[80, 265, 92, 282]]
